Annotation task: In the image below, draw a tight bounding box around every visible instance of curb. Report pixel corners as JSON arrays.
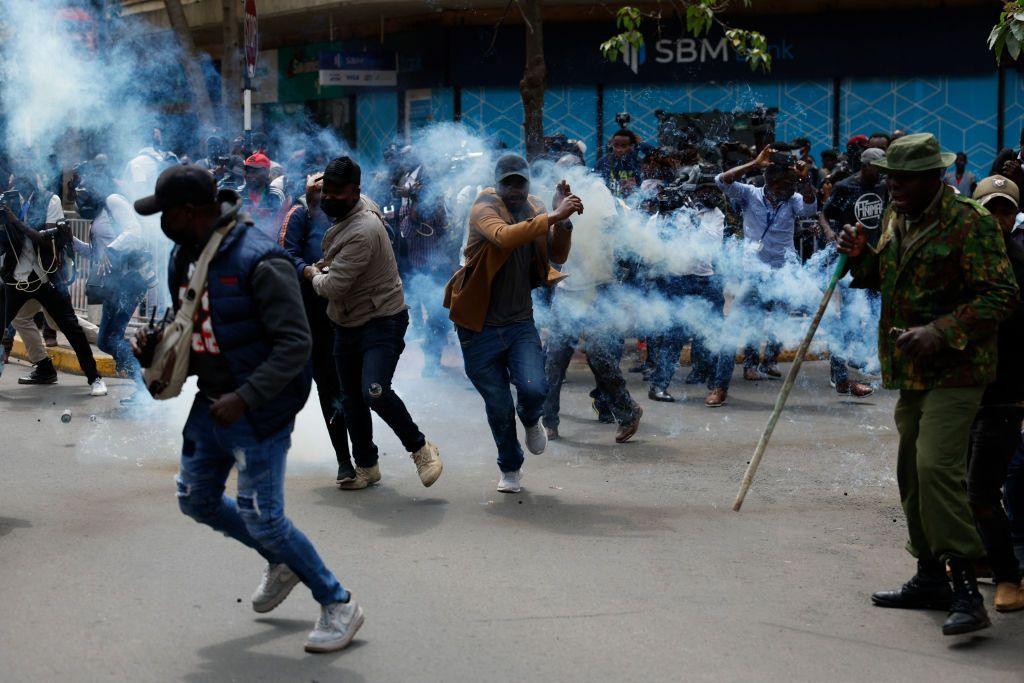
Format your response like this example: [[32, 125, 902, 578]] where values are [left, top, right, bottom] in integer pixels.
[[10, 338, 117, 377], [8, 336, 827, 379]]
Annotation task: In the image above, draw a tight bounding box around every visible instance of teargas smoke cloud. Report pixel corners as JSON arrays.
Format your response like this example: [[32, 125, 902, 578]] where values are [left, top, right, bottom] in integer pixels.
[[1, 4, 880, 467]]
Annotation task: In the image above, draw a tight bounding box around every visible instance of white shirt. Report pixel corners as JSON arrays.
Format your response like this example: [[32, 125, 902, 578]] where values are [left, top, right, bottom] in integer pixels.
[[11, 193, 63, 283], [685, 207, 725, 277], [90, 193, 141, 251]]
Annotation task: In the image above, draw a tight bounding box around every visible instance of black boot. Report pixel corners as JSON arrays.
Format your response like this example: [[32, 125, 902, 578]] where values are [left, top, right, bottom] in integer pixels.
[[943, 558, 991, 636], [18, 358, 58, 385], [871, 558, 953, 610]]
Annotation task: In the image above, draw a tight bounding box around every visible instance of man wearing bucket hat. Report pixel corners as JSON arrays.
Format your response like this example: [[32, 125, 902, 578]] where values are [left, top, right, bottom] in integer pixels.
[[839, 134, 1019, 636]]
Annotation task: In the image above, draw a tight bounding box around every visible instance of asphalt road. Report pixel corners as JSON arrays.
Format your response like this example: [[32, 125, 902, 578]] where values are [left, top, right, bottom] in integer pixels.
[[1, 346, 1022, 682]]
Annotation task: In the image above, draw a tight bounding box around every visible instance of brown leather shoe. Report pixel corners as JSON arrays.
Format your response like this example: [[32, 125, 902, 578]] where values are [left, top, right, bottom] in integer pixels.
[[743, 367, 761, 381], [836, 380, 874, 398], [705, 388, 727, 407], [994, 581, 1024, 612], [615, 406, 642, 444]]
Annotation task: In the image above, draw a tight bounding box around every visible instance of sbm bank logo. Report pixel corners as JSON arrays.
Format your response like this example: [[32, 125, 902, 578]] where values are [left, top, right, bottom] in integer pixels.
[[622, 43, 646, 74], [621, 37, 795, 74]]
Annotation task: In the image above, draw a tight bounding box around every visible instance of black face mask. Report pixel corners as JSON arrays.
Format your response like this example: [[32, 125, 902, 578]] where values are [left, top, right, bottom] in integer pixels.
[[320, 197, 357, 220]]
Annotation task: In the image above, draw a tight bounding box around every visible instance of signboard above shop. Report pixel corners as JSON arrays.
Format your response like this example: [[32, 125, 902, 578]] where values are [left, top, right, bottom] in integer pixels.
[[319, 50, 397, 87]]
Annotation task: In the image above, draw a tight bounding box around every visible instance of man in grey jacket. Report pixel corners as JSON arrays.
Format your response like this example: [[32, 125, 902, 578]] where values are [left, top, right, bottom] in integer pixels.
[[311, 156, 442, 490]]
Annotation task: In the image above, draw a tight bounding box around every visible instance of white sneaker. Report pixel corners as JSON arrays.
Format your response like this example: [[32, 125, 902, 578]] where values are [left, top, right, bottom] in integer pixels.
[[305, 599, 365, 653], [497, 469, 522, 493], [524, 422, 547, 455], [90, 379, 107, 397], [251, 563, 301, 614]]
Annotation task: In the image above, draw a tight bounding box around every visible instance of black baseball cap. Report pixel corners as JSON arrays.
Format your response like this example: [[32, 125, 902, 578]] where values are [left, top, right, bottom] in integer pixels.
[[495, 153, 530, 183], [134, 164, 217, 216]]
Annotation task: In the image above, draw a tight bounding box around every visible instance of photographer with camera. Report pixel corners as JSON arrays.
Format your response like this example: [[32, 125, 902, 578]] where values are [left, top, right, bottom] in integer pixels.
[[394, 158, 459, 378], [716, 145, 817, 381], [596, 114, 643, 199], [195, 135, 231, 186], [642, 177, 736, 408], [130, 164, 363, 653], [0, 170, 106, 395], [72, 159, 156, 386]]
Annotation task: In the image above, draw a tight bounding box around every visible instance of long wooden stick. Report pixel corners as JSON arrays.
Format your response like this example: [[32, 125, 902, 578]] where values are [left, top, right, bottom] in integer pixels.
[[732, 253, 848, 511]]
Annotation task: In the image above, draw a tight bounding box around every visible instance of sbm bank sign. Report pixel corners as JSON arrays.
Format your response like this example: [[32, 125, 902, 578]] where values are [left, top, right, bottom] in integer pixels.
[[620, 36, 796, 75]]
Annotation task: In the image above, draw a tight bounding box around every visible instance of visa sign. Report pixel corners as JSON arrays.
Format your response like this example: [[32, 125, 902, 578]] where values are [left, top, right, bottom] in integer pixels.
[[649, 37, 795, 68]]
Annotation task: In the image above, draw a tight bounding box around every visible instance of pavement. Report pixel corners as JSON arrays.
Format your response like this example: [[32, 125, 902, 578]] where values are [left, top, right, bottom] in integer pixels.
[[1, 344, 1022, 682]]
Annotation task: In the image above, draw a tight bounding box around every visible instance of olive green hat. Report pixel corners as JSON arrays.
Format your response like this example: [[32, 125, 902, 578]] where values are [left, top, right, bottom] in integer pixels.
[[872, 133, 956, 173]]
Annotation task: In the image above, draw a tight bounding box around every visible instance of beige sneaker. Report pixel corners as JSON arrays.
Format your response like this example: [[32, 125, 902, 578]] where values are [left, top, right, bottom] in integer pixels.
[[994, 581, 1024, 612], [410, 442, 443, 487], [337, 465, 381, 490]]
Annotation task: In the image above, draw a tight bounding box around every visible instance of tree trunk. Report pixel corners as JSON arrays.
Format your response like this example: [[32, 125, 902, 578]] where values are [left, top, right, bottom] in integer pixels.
[[220, 0, 242, 133], [518, 0, 546, 161], [165, 0, 216, 131]]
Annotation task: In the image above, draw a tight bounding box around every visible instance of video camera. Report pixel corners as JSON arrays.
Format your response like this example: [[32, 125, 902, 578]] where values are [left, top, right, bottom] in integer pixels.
[[542, 134, 586, 162], [0, 190, 23, 220], [37, 218, 70, 241], [655, 174, 718, 212]]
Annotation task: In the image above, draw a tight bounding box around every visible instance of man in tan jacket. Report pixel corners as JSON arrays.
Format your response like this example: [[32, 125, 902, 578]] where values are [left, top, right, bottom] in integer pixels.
[[444, 153, 582, 492], [311, 156, 442, 491]]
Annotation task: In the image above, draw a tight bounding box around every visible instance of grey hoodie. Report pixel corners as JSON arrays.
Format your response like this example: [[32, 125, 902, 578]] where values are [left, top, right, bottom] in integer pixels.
[[312, 195, 407, 327]]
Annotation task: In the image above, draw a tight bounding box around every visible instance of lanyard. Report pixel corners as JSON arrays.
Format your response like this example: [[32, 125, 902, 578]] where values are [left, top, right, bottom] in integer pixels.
[[759, 196, 784, 242]]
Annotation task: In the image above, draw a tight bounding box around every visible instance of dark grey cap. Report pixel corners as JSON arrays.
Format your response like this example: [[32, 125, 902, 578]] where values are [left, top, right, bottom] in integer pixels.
[[495, 153, 530, 183], [134, 164, 216, 216]]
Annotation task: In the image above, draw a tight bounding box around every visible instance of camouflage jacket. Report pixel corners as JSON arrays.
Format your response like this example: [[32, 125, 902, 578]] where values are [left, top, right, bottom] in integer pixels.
[[849, 185, 1019, 390]]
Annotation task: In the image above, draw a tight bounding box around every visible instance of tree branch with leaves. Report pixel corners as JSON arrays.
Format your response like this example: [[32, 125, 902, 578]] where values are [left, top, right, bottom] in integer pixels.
[[600, 0, 772, 73], [989, 1, 1024, 63]]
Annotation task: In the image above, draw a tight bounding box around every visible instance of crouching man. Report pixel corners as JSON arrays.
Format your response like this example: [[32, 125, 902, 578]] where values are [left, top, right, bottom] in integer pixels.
[[132, 165, 363, 654]]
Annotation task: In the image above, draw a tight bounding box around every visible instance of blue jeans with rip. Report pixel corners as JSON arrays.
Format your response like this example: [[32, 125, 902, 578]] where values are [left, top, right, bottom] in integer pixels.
[[177, 404, 348, 606], [457, 320, 548, 473], [98, 276, 147, 378]]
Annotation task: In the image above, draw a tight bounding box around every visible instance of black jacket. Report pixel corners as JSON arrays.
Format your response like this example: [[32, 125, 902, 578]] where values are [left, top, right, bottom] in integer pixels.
[[983, 234, 1024, 405]]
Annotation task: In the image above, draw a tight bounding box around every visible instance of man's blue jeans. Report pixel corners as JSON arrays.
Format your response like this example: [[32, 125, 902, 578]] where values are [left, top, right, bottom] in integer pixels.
[[404, 269, 451, 368], [177, 405, 348, 606], [457, 321, 547, 473], [98, 276, 147, 378], [649, 275, 735, 391]]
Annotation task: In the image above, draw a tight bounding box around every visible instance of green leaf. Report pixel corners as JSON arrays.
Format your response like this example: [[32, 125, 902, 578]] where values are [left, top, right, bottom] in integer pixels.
[[988, 25, 1003, 49], [1008, 31, 1021, 59], [1012, 21, 1024, 42]]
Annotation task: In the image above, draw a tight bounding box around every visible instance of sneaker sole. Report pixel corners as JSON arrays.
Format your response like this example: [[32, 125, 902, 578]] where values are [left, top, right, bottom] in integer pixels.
[[870, 596, 952, 611], [995, 602, 1024, 613], [252, 573, 302, 614], [18, 378, 58, 385], [942, 617, 991, 636], [305, 606, 365, 653], [496, 486, 521, 493]]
